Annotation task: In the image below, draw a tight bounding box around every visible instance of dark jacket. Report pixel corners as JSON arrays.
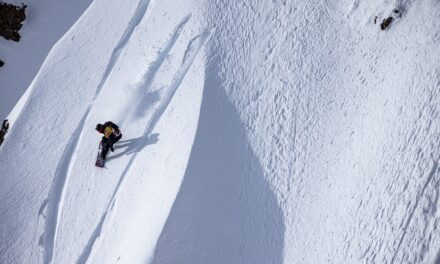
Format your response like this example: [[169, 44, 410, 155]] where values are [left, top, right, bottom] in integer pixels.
[[96, 121, 122, 153]]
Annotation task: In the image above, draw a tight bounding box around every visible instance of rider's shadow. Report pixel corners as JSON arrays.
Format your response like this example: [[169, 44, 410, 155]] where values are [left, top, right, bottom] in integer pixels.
[[106, 133, 159, 163]]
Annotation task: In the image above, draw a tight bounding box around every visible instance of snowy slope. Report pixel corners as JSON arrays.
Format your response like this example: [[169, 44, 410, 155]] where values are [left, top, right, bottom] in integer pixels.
[[0, 0, 210, 263], [0, 0, 93, 120], [1, 0, 440, 263], [198, 1, 440, 263]]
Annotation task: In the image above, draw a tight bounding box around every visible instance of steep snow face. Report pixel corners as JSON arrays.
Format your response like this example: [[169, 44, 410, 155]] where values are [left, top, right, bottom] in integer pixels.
[[0, 0, 210, 263], [0, 0, 93, 120], [1, 0, 440, 263], [202, 0, 440, 263], [153, 54, 285, 264]]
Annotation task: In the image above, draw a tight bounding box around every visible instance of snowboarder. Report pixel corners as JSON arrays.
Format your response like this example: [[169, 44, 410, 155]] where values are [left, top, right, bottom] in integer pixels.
[[95, 121, 122, 167], [0, 119, 9, 146]]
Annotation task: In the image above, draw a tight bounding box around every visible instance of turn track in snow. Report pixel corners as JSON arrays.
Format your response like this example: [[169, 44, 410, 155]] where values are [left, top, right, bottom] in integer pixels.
[[38, 1, 154, 262], [77, 27, 212, 264]]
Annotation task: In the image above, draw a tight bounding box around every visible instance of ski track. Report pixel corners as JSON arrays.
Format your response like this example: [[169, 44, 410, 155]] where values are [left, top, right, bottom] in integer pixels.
[[37, 0, 153, 262], [390, 159, 440, 264], [75, 14, 193, 263], [92, 0, 152, 98], [125, 14, 192, 122], [75, 29, 212, 264]]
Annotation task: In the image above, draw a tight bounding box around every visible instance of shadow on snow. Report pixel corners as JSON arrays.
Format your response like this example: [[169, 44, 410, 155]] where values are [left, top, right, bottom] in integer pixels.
[[152, 57, 285, 264], [106, 133, 159, 163]]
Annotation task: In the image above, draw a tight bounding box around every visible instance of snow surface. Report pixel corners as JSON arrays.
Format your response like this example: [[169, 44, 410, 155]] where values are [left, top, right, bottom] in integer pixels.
[[1, 0, 440, 263], [0, 0, 93, 121]]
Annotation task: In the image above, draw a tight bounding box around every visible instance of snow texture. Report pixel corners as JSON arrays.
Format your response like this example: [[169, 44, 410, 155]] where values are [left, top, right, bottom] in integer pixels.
[[1, 0, 440, 263], [0, 0, 93, 120]]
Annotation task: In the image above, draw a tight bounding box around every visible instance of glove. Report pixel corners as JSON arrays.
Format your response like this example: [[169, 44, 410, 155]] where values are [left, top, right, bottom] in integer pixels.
[[111, 145, 115, 152]]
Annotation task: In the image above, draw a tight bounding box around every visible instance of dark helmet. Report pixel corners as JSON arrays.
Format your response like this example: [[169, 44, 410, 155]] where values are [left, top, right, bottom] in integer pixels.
[[96, 123, 104, 133]]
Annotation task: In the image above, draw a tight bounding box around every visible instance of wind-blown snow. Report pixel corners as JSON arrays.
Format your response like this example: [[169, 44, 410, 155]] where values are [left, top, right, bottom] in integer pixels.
[[1, 0, 440, 263]]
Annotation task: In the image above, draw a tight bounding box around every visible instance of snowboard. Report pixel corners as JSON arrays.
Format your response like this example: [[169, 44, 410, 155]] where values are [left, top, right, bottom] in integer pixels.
[[95, 142, 106, 168]]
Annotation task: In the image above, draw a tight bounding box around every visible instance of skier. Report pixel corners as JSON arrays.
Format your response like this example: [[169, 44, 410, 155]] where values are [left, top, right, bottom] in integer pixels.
[[0, 119, 9, 146], [95, 121, 122, 167]]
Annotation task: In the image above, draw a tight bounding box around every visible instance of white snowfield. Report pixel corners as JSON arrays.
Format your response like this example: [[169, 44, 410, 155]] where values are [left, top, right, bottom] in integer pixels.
[[1, 0, 440, 263], [0, 0, 93, 121]]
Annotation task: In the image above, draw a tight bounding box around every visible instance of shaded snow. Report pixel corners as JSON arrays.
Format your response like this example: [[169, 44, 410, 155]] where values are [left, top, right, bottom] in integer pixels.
[[1, 0, 440, 263], [203, 0, 440, 263], [153, 56, 284, 264]]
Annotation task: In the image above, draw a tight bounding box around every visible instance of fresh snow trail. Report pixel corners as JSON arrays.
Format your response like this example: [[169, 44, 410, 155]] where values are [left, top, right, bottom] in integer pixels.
[[91, 0, 153, 98], [37, 0, 153, 262], [119, 14, 192, 124], [4, 0, 440, 263], [74, 14, 193, 262], [0, 0, 156, 261], [76, 29, 212, 264]]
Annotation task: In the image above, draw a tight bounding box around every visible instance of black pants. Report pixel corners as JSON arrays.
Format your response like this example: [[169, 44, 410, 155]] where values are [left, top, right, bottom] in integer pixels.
[[0, 120, 9, 146], [0, 131, 5, 146], [100, 134, 122, 159]]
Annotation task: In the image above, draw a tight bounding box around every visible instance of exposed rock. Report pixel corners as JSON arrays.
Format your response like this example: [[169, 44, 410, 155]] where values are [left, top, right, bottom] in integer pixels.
[[377, 7, 404, 31], [381, 16, 394, 30], [0, 2, 27, 42]]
